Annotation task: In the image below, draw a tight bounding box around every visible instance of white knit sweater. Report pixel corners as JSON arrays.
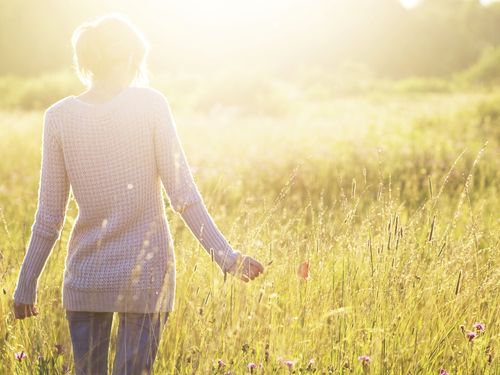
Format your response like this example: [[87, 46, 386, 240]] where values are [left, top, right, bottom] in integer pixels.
[[13, 86, 240, 313]]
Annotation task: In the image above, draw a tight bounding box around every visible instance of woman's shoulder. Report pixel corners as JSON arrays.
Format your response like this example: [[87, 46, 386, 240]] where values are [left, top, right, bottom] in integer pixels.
[[44, 86, 170, 118], [45, 96, 75, 117], [131, 86, 169, 106]]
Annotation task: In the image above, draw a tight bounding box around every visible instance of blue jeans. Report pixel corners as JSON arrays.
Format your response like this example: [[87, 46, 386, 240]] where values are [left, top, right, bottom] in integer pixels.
[[65, 310, 170, 375]]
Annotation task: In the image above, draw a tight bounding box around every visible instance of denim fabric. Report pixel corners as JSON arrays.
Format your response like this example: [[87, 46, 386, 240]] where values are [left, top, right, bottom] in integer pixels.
[[65, 310, 169, 375]]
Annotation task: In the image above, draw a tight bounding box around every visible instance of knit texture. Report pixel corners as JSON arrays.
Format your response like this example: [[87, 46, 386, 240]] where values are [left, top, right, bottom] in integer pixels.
[[13, 86, 240, 313]]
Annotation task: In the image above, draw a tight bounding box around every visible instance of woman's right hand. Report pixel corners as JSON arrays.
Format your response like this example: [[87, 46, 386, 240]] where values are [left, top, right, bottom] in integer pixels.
[[228, 254, 264, 282], [13, 302, 39, 320]]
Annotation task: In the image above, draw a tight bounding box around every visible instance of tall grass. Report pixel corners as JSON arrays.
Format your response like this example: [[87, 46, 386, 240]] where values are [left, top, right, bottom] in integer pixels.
[[0, 89, 498, 374]]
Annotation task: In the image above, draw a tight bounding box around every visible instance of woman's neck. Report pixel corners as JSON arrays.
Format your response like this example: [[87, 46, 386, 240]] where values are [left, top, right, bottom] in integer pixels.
[[78, 80, 130, 103]]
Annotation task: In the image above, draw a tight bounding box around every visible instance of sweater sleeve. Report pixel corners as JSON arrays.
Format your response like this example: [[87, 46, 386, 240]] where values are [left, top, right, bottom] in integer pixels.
[[152, 94, 240, 274], [13, 110, 71, 305], [179, 200, 241, 274]]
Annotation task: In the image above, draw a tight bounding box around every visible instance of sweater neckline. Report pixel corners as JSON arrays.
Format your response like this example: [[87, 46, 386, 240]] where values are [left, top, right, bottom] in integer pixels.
[[70, 87, 132, 109]]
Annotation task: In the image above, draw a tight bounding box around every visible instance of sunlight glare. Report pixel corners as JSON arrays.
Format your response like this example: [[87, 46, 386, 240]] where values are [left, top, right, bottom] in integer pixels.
[[480, 0, 500, 5], [168, 0, 293, 26], [400, 0, 420, 9]]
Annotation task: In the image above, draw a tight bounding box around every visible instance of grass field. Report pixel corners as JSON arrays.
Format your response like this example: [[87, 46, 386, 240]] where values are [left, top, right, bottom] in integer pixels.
[[0, 89, 498, 374]]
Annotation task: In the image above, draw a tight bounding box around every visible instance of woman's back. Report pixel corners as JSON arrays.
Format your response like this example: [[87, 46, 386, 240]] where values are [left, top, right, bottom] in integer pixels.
[[15, 86, 209, 313], [59, 87, 177, 311], [64, 87, 163, 223]]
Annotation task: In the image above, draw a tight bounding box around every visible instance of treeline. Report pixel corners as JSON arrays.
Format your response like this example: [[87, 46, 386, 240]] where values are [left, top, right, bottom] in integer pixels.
[[1, 0, 500, 79]]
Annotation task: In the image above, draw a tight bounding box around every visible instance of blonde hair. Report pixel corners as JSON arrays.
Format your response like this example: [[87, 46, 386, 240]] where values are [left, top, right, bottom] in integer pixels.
[[71, 14, 150, 87]]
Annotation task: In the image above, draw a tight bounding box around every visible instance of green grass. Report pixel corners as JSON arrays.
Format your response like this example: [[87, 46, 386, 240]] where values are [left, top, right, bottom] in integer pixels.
[[0, 89, 498, 374]]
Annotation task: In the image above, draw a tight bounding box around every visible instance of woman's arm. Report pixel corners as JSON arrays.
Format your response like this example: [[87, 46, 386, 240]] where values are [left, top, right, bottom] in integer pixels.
[[13, 110, 71, 306], [151, 93, 241, 274]]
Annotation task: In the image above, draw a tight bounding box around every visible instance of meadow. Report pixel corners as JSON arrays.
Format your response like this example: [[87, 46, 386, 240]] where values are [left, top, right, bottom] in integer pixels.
[[0, 84, 498, 374]]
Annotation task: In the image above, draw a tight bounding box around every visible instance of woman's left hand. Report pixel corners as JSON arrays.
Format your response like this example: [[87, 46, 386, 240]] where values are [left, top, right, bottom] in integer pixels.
[[13, 302, 39, 320]]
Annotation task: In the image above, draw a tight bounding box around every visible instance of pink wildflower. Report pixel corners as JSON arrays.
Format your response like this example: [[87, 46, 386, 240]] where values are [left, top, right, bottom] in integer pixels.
[[466, 331, 477, 341], [473, 322, 485, 332], [297, 260, 310, 280], [358, 355, 371, 366], [439, 369, 449, 375], [15, 351, 27, 362], [247, 362, 257, 371]]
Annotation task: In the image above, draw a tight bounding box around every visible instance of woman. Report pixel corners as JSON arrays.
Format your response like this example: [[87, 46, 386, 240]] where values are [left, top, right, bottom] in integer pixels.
[[12, 14, 264, 375]]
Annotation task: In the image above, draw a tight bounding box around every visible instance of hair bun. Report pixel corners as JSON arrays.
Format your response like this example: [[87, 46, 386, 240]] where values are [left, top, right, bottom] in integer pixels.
[[71, 14, 149, 87]]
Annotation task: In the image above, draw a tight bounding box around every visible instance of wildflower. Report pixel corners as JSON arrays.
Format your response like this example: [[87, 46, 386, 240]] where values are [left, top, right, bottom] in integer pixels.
[[247, 362, 258, 370], [217, 359, 226, 368], [247, 362, 263, 372], [15, 351, 27, 362], [439, 369, 449, 375], [466, 331, 477, 341], [284, 360, 295, 369], [473, 322, 485, 332], [297, 260, 310, 280], [358, 355, 371, 366]]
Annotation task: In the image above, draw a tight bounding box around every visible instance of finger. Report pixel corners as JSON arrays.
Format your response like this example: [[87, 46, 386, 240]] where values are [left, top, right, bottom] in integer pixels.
[[252, 265, 263, 276], [256, 261, 264, 273], [249, 268, 258, 277], [30, 305, 39, 316], [26, 305, 33, 316], [251, 264, 263, 276], [20, 305, 29, 318], [249, 260, 264, 273], [23, 306, 33, 318], [25, 305, 36, 317], [15, 306, 26, 320]]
